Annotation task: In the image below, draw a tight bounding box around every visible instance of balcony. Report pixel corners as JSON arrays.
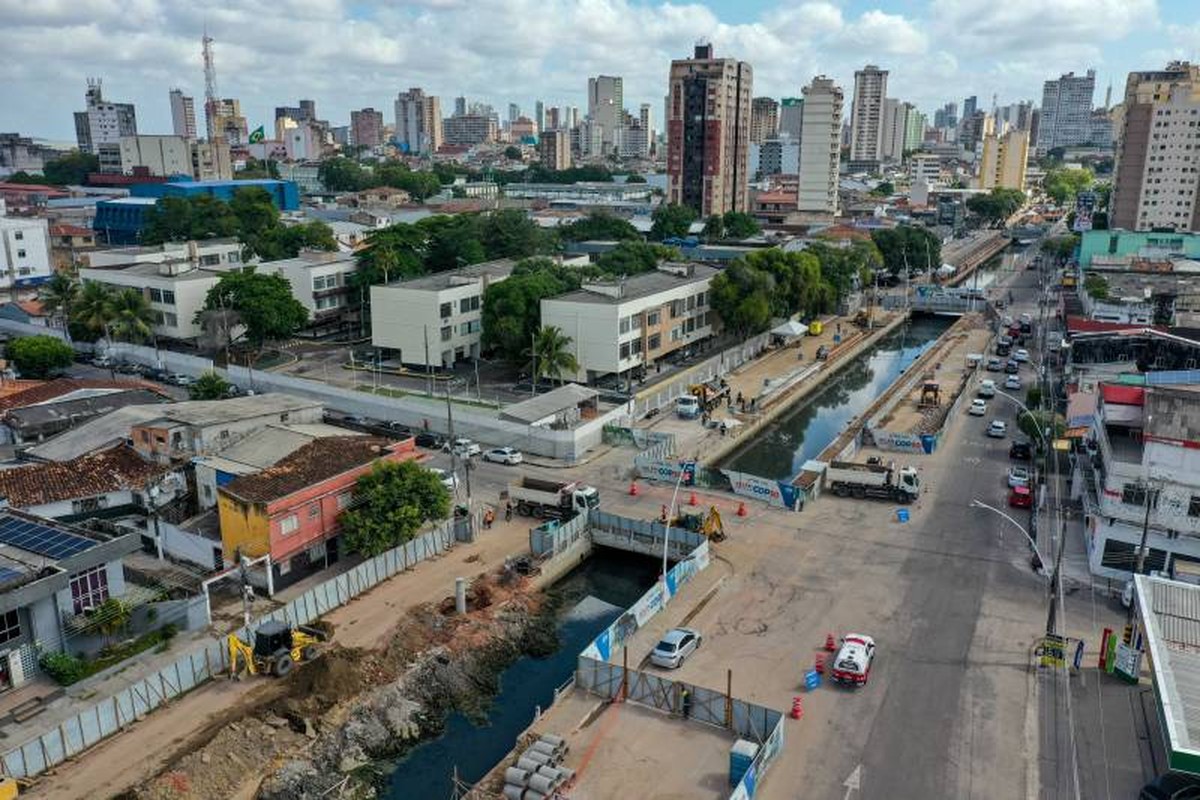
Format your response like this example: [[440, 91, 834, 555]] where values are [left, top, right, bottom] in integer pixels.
[[1095, 422, 1143, 481]]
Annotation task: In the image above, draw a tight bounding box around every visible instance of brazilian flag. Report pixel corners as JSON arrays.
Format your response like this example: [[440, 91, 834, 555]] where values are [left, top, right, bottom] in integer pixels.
[[248, 126, 265, 143]]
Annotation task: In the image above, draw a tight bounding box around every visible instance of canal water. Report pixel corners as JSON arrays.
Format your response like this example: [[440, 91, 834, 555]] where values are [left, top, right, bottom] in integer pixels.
[[721, 315, 955, 482], [383, 548, 660, 799]]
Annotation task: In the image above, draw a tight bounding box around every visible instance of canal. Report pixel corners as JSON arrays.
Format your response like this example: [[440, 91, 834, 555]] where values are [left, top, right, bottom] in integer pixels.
[[720, 314, 955, 482], [382, 548, 661, 799]]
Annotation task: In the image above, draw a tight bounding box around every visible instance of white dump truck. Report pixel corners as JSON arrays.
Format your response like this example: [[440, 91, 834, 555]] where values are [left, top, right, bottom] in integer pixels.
[[507, 477, 601, 520], [825, 461, 920, 503]]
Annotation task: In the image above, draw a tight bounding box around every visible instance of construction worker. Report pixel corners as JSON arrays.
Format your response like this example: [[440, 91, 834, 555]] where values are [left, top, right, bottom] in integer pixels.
[[483, 508, 495, 529], [681, 687, 692, 719], [505, 501, 513, 522], [660, 504, 668, 524]]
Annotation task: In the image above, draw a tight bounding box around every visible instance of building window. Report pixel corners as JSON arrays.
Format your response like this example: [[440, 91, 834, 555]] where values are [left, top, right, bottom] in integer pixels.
[[13, 231, 22, 241], [149, 288, 163, 303], [0, 609, 19, 644], [459, 296, 480, 313], [619, 342, 630, 359], [69, 565, 110, 614], [1122, 484, 1157, 507], [619, 316, 630, 334], [16, 250, 25, 259], [1189, 496, 1200, 518], [337, 493, 352, 510], [460, 320, 480, 335], [440, 302, 452, 319], [648, 333, 661, 350], [72, 496, 109, 514], [441, 326, 452, 342], [162, 312, 178, 327], [632, 337, 643, 354], [308, 504, 320, 519], [697, 291, 707, 307], [280, 514, 299, 535], [647, 310, 660, 326], [162, 290, 175, 304]]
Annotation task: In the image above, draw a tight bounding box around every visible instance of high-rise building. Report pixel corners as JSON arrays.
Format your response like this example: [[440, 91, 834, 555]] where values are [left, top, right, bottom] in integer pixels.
[[797, 76, 843, 217], [169, 89, 197, 140], [587, 75, 623, 152], [1089, 108, 1114, 148], [394, 88, 443, 155], [779, 97, 804, 139], [849, 65, 888, 170], [1036, 70, 1097, 153], [750, 97, 779, 144], [903, 106, 926, 154], [535, 101, 545, 133], [962, 95, 978, 121], [275, 100, 316, 125], [639, 103, 652, 143], [975, 129, 1030, 191], [508, 103, 521, 124], [73, 79, 137, 154], [350, 108, 385, 149], [934, 101, 958, 131], [442, 115, 497, 146], [539, 129, 572, 171], [881, 98, 908, 162], [453, 97, 467, 117], [211, 98, 248, 146], [1111, 62, 1200, 232], [666, 44, 752, 216], [959, 110, 991, 153]]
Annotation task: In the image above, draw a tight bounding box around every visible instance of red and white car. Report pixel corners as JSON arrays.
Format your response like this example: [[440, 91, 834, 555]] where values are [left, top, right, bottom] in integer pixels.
[[831, 634, 876, 686]]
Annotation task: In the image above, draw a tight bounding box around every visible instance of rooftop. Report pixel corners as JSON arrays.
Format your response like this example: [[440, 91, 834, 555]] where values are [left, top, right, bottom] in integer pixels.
[[0, 508, 133, 593], [5, 388, 167, 429], [81, 261, 223, 282], [382, 258, 517, 291], [548, 264, 719, 305], [24, 405, 166, 462], [499, 383, 599, 425], [48, 224, 94, 237], [221, 436, 394, 503], [1135, 575, 1200, 773], [202, 422, 364, 474], [0, 379, 167, 416], [137, 393, 322, 429], [258, 250, 357, 272], [0, 445, 168, 508]]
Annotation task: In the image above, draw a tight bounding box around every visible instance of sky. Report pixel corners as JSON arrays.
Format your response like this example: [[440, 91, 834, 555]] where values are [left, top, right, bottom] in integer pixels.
[[2, 0, 1199, 143]]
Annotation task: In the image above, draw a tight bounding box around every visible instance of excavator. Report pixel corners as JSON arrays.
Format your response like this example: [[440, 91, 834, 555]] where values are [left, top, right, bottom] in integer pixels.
[[227, 620, 330, 679], [672, 505, 726, 542]]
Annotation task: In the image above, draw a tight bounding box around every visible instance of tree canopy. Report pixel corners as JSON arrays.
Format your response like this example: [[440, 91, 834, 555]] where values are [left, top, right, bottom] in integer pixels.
[[1041, 235, 1079, 261], [1044, 167, 1094, 205], [624, 173, 647, 184], [201, 269, 308, 345], [870, 226, 943, 276], [38, 152, 101, 186], [188, 371, 232, 400], [709, 248, 843, 336], [649, 203, 696, 241], [340, 460, 451, 556], [965, 188, 1026, 224], [870, 181, 895, 197], [7, 335, 74, 378], [531, 326, 580, 383], [592, 242, 678, 276], [481, 258, 580, 363], [557, 212, 641, 243], [317, 157, 443, 200]]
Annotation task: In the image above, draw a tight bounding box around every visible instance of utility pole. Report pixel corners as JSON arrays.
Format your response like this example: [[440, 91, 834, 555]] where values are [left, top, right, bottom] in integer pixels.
[[424, 324, 433, 397], [444, 380, 471, 504], [1128, 481, 1157, 624], [530, 330, 537, 397]]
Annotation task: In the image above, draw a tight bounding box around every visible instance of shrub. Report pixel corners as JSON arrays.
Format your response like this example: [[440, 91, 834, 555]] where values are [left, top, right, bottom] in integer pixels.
[[40, 650, 88, 685]]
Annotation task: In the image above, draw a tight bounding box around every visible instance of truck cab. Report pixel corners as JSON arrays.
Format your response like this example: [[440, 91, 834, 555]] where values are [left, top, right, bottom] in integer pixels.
[[675, 395, 701, 419], [572, 486, 601, 513]]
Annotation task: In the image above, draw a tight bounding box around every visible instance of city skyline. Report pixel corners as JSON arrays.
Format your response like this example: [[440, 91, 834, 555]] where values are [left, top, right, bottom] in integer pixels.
[[3, 0, 1197, 141]]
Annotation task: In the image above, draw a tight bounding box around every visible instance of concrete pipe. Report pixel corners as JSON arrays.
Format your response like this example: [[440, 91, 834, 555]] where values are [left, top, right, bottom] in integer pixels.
[[517, 756, 544, 773], [502, 785, 526, 800], [523, 792, 546, 800], [555, 766, 576, 782], [538, 733, 566, 749], [529, 741, 560, 760], [534, 766, 562, 781], [528, 773, 557, 795], [521, 749, 552, 766], [504, 767, 530, 785]]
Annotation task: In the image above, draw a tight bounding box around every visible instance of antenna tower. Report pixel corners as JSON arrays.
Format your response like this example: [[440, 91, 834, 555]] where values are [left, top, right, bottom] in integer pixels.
[[203, 31, 219, 141]]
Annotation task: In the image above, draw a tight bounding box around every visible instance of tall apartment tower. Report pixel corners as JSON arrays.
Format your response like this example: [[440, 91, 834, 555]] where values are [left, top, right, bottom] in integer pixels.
[[394, 88, 443, 155], [750, 97, 779, 144], [535, 101, 546, 132], [587, 75, 623, 152], [1036, 70, 1097, 153], [779, 98, 804, 139], [880, 98, 911, 162], [797, 76, 843, 217], [976, 129, 1030, 191], [539, 129, 572, 171], [1111, 62, 1200, 232], [666, 44, 753, 216], [849, 65, 888, 170], [639, 103, 652, 140], [73, 79, 137, 154], [350, 108, 385, 149], [169, 89, 197, 140]]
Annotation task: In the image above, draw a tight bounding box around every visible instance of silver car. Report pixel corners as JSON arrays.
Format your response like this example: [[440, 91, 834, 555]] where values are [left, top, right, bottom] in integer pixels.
[[650, 627, 702, 669], [483, 447, 523, 465]]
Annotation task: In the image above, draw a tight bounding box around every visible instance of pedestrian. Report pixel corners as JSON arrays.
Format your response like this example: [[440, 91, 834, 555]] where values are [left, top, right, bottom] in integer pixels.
[[505, 501, 513, 522], [660, 504, 668, 524], [483, 508, 494, 529], [681, 687, 692, 719], [720, 422, 727, 437]]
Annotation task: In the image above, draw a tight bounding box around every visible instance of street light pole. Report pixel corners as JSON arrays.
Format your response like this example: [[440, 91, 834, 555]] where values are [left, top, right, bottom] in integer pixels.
[[970, 499, 1050, 571], [661, 465, 689, 584]]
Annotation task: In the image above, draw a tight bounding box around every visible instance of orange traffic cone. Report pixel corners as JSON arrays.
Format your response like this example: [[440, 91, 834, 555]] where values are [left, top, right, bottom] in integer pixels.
[[736, 501, 748, 517], [791, 696, 803, 720], [688, 491, 698, 506], [815, 653, 826, 674], [824, 632, 836, 652], [629, 480, 639, 496]]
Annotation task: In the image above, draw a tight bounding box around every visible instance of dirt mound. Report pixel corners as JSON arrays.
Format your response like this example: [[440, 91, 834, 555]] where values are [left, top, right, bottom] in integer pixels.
[[289, 646, 366, 702]]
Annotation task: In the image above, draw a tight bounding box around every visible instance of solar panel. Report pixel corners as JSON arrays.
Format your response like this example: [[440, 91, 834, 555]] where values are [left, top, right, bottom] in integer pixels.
[[0, 516, 96, 560], [0, 566, 24, 587]]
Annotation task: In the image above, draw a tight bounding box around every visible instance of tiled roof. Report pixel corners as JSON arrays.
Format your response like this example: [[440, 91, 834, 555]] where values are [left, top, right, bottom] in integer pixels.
[[0, 445, 168, 507], [0, 379, 168, 414], [1065, 315, 1167, 335], [221, 436, 395, 504], [15, 299, 46, 316], [49, 224, 94, 237]]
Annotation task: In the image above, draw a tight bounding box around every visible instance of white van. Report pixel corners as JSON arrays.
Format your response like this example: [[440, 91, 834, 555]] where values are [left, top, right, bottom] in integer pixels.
[[977, 379, 997, 398], [675, 395, 701, 419]]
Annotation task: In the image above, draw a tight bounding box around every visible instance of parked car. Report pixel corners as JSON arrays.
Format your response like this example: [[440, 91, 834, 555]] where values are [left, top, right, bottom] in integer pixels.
[[1009, 441, 1032, 460], [1005, 375, 1021, 390], [92, 355, 114, 368], [116, 362, 144, 375], [381, 420, 410, 435], [1139, 772, 1200, 800], [166, 372, 194, 386], [650, 627, 702, 669], [483, 447, 523, 465], [987, 420, 1008, 438], [1009, 485, 1033, 508], [414, 432, 444, 449], [1007, 466, 1031, 488], [444, 437, 482, 457], [428, 467, 458, 493], [969, 399, 988, 416], [986, 357, 1003, 372], [831, 633, 877, 687], [1014, 348, 1030, 362]]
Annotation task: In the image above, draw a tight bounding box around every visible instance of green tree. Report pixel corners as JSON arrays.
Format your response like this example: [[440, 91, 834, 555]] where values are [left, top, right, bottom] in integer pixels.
[[201, 269, 308, 346], [481, 258, 580, 362], [89, 597, 132, 646], [558, 212, 640, 242], [375, 162, 443, 201], [107, 288, 156, 344], [340, 460, 450, 556], [422, 215, 487, 271], [530, 325, 580, 384], [1084, 273, 1109, 300], [141, 195, 240, 244], [504, 145, 523, 160], [1017, 410, 1064, 449], [1026, 385, 1044, 411], [722, 211, 761, 239], [965, 188, 1026, 224], [40, 273, 79, 333], [7, 335, 74, 378], [41, 152, 100, 186], [478, 209, 544, 260], [624, 173, 647, 184], [353, 224, 427, 287], [709, 261, 775, 335], [188, 370, 232, 400], [870, 181, 895, 197], [594, 242, 678, 276], [870, 226, 942, 277], [649, 203, 696, 241], [1043, 167, 1094, 204], [70, 281, 116, 340], [1041, 235, 1079, 261], [807, 240, 879, 302], [317, 157, 368, 191], [702, 215, 725, 243]]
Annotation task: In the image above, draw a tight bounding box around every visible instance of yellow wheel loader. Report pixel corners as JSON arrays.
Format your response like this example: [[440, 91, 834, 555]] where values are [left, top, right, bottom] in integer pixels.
[[227, 620, 329, 678]]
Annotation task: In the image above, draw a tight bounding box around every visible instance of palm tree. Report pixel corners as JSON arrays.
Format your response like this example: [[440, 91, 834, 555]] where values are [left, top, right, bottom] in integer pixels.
[[108, 288, 156, 345], [530, 325, 580, 385], [71, 281, 115, 340], [39, 273, 78, 334]]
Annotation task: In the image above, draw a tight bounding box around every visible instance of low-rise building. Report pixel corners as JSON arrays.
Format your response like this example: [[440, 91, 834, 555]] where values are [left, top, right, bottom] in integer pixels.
[[217, 436, 421, 586], [503, 182, 653, 204], [48, 223, 98, 270], [257, 251, 360, 338], [0, 215, 53, 289], [371, 258, 516, 367], [130, 179, 300, 211], [345, 186, 411, 209], [0, 509, 141, 688], [82, 238, 243, 270], [1079, 229, 1200, 270], [540, 263, 718, 382], [80, 259, 225, 341], [2, 383, 167, 444]]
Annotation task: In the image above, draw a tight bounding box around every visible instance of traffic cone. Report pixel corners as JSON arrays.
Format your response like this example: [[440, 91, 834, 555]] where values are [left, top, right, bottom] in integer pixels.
[[815, 653, 826, 674], [791, 696, 803, 720], [688, 491, 698, 506], [736, 501, 748, 517], [824, 632, 836, 652], [629, 480, 639, 496]]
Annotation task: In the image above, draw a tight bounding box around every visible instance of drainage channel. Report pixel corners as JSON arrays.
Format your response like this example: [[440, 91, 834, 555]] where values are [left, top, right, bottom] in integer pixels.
[[720, 314, 955, 482], [381, 547, 661, 799]]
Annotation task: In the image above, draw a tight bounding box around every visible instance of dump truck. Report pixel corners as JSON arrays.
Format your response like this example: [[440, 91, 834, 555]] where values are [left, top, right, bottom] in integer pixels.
[[825, 460, 920, 503], [507, 476, 600, 520]]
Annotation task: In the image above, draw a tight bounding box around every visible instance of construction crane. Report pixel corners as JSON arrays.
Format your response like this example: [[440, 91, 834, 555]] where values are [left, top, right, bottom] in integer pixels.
[[227, 620, 329, 678]]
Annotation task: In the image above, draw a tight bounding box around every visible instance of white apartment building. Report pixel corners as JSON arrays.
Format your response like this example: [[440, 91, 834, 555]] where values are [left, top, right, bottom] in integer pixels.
[[880, 98, 908, 162], [370, 259, 516, 367], [395, 88, 443, 155], [169, 89, 197, 140], [849, 65, 888, 170], [910, 154, 942, 186], [73, 79, 137, 155], [1037, 70, 1096, 153], [797, 76, 843, 217], [0, 216, 53, 290], [587, 75, 624, 153], [79, 260, 222, 341], [119, 135, 191, 177], [82, 239, 243, 270], [975, 129, 1030, 191], [257, 251, 359, 338], [1079, 384, 1200, 581], [540, 264, 718, 383]]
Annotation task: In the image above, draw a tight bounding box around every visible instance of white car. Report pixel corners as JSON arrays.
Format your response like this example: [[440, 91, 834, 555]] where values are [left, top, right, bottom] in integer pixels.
[[969, 399, 987, 416], [1014, 349, 1030, 362], [1007, 466, 1031, 488], [483, 447, 523, 465], [1005, 375, 1022, 390], [650, 627, 702, 669], [831, 633, 876, 686], [443, 437, 481, 458], [428, 467, 458, 492], [987, 420, 1008, 438]]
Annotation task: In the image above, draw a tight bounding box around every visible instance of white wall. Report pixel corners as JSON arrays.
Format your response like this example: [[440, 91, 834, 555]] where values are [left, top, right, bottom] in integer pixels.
[[0, 217, 52, 289], [119, 136, 191, 177], [372, 277, 499, 367], [79, 267, 218, 340]]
